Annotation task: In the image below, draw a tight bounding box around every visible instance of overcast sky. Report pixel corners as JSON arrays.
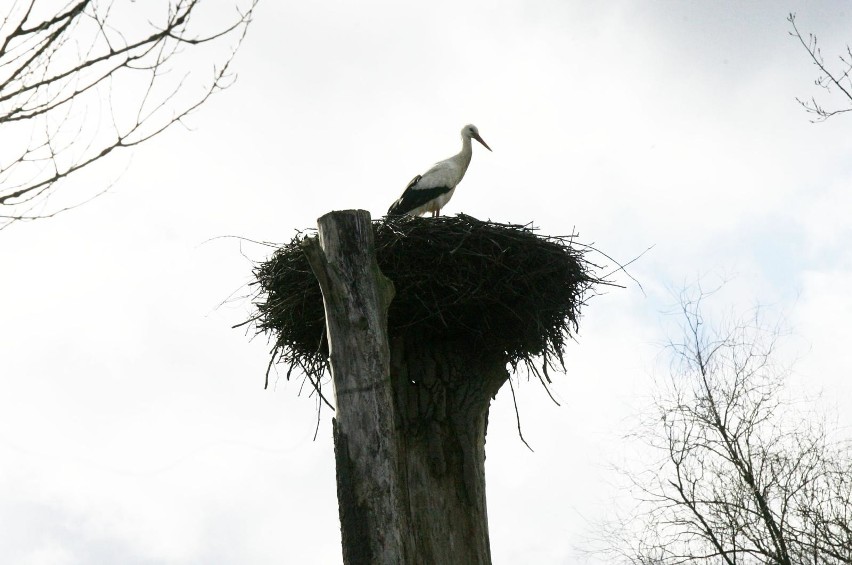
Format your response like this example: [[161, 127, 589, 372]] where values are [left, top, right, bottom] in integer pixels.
[[3, 1, 852, 563]]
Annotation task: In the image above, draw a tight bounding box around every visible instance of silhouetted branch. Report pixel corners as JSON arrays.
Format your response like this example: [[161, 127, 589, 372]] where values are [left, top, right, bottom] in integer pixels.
[[0, 0, 258, 229], [789, 12, 852, 122], [593, 285, 852, 564]]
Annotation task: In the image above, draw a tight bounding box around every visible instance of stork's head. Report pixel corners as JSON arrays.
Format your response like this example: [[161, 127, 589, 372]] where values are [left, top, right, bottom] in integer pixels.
[[463, 124, 492, 152]]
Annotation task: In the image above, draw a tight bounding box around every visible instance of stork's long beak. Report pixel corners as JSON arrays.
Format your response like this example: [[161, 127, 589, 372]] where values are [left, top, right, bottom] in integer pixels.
[[473, 133, 492, 152]]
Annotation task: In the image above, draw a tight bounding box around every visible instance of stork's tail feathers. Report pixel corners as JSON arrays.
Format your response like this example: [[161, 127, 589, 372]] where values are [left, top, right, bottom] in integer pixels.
[[386, 202, 405, 217]]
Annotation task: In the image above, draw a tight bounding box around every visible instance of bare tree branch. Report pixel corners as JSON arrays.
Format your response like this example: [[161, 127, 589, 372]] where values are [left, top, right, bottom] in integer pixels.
[[593, 286, 852, 564], [0, 0, 259, 229], [789, 12, 852, 122]]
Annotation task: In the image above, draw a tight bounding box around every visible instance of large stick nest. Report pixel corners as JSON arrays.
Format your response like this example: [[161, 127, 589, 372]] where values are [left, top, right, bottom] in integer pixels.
[[245, 214, 609, 387]]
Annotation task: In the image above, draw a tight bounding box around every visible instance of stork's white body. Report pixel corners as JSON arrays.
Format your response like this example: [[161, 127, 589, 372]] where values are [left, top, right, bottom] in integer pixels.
[[400, 154, 469, 216], [387, 125, 491, 217]]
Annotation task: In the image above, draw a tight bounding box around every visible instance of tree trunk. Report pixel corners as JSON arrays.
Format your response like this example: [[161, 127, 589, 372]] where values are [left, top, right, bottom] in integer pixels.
[[391, 337, 507, 565], [305, 209, 507, 565], [303, 210, 408, 565]]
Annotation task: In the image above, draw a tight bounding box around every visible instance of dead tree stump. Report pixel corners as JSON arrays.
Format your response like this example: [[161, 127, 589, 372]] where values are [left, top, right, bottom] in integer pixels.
[[391, 338, 507, 564], [247, 209, 601, 564], [302, 210, 408, 564]]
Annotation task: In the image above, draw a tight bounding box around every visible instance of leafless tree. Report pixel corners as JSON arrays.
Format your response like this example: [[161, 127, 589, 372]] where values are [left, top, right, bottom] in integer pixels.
[[789, 12, 852, 122], [594, 288, 852, 564], [0, 0, 257, 229]]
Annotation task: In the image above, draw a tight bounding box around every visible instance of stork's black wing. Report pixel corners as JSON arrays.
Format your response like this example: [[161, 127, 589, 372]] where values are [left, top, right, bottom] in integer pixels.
[[387, 175, 453, 216]]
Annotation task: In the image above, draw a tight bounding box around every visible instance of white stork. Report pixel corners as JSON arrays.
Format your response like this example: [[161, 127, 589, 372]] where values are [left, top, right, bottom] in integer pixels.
[[387, 124, 492, 217]]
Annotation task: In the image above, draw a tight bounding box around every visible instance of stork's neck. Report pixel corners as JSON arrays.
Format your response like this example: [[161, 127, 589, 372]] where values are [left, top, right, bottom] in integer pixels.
[[457, 134, 473, 171]]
